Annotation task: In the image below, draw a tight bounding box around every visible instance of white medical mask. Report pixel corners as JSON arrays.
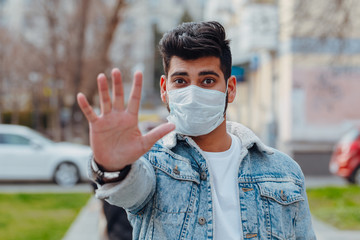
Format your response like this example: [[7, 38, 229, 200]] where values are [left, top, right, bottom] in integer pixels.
[[166, 85, 227, 136]]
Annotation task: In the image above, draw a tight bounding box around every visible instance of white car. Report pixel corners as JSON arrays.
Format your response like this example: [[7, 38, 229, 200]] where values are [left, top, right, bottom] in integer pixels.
[[0, 124, 92, 186]]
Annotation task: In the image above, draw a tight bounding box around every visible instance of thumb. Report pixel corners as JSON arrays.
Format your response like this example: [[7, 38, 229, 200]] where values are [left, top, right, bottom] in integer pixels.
[[142, 123, 175, 150]]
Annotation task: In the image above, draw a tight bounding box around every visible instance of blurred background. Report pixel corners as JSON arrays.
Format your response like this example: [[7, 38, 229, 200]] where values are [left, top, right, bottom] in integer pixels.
[[1, 0, 360, 176], [1, 0, 360, 239]]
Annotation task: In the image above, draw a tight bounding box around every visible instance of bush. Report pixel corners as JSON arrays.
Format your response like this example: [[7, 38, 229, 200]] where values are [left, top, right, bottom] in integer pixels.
[[1, 109, 53, 129]]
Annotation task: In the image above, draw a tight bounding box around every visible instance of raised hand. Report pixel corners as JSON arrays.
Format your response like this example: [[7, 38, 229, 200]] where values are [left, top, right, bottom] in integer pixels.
[[77, 68, 175, 171]]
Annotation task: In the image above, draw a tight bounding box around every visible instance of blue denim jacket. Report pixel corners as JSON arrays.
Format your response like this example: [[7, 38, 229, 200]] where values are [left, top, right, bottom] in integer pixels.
[[91, 122, 316, 240]]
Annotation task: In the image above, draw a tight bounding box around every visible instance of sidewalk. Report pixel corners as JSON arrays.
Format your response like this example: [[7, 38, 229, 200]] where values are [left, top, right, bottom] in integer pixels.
[[62, 197, 102, 240], [312, 216, 360, 240], [62, 177, 360, 240]]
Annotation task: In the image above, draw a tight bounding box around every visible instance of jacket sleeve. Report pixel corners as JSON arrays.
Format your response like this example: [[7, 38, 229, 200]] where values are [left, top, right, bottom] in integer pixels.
[[296, 176, 317, 239], [88, 156, 156, 213]]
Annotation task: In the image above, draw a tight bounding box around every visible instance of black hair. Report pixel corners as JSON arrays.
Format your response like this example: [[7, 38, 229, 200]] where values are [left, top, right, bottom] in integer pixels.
[[159, 21, 232, 80]]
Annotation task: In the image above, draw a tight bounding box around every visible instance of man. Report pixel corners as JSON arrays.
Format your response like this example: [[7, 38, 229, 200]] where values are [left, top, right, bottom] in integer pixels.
[[77, 21, 316, 239]]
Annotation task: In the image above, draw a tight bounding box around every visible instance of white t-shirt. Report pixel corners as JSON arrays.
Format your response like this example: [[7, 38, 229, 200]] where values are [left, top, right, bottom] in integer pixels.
[[203, 133, 243, 240]]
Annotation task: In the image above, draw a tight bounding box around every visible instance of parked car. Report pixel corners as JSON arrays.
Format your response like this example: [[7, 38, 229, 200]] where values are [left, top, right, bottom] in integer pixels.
[[329, 128, 360, 184], [0, 124, 91, 186]]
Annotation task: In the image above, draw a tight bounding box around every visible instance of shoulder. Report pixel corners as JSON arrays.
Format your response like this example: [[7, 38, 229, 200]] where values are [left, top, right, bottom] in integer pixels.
[[271, 148, 303, 175], [245, 146, 305, 183], [147, 140, 191, 166]]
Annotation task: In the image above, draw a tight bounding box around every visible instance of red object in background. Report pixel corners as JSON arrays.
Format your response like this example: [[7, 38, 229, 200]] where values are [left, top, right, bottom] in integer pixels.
[[329, 128, 360, 184]]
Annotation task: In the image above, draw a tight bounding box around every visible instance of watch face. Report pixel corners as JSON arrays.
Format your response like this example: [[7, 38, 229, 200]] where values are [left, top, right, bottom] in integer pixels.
[[104, 171, 121, 179]]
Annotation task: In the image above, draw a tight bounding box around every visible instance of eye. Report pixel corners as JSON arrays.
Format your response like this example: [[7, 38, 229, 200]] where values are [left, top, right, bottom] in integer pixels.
[[174, 78, 186, 85], [202, 78, 215, 85]]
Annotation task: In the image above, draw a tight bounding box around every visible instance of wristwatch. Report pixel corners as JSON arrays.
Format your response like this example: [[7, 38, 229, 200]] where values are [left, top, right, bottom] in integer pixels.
[[91, 160, 131, 185]]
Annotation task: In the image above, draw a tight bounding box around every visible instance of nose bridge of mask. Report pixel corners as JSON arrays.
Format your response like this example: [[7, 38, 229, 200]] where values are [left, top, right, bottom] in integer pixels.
[[182, 85, 224, 103], [168, 82, 228, 95], [167, 85, 198, 103]]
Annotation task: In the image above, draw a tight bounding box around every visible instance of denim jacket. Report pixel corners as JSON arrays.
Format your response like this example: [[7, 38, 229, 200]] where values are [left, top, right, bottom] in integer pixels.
[[91, 122, 316, 240]]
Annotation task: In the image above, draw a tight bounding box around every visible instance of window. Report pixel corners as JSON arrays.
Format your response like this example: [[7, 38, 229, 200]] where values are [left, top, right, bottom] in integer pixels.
[[0, 134, 31, 145]]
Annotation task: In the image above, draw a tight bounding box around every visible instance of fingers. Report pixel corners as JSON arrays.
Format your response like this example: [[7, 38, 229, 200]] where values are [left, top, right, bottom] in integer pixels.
[[127, 72, 143, 116], [77, 93, 98, 123], [111, 68, 124, 111], [97, 73, 112, 115], [142, 123, 175, 150]]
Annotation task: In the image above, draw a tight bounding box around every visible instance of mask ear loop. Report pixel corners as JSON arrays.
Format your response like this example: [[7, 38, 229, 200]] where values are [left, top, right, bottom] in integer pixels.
[[226, 79, 229, 95], [223, 79, 230, 115]]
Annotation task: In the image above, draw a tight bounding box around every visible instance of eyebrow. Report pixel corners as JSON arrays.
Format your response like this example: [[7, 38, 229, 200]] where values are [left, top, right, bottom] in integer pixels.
[[170, 70, 220, 78], [199, 71, 220, 77], [170, 71, 188, 78]]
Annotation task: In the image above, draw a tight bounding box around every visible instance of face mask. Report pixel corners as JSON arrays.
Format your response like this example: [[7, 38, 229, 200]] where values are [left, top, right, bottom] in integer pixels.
[[166, 85, 227, 136]]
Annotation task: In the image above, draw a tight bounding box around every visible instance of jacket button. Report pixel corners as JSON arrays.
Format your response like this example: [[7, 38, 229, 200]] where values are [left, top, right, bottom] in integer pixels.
[[200, 172, 207, 181], [173, 166, 180, 175], [280, 190, 287, 201], [198, 217, 206, 225]]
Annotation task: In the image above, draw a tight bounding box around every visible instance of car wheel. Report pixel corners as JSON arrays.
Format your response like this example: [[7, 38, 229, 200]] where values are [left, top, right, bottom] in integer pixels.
[[347, 166, 360, 185], [352, 167, 360, 185], [53, 162, 80, 187]]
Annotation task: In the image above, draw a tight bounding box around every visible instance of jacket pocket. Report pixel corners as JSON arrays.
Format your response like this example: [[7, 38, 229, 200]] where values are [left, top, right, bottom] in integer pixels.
[[150, 150, 199, 213], [151, 167, 199, 240], [148, 151, 200, 239], [153, 167, 198, 213], [258, 181, 304, 240]]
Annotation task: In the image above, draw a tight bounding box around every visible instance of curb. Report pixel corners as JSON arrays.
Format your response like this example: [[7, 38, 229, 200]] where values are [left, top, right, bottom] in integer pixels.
[[62, 196, 102, 240]]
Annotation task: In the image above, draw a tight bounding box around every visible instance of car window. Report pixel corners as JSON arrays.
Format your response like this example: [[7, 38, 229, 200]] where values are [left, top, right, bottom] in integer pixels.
[[28, 130, 53, 145], [340, 129, 360, 145], [0, 134, 31, 145]]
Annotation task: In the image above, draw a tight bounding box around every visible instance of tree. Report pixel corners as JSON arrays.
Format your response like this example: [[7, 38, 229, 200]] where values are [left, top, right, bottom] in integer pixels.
[[0, 0, 128, 141], [37, 0, 128, 141], [282, 0, 360, 60], [80, 0, 127, 101], [0, 26, 46, 126]]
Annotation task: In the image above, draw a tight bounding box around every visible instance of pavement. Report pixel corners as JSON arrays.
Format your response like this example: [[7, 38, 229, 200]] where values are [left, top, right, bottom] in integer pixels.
[[312, 216, 360, 240], [1, 177, 359, 239], [62, 196, 103, 240]]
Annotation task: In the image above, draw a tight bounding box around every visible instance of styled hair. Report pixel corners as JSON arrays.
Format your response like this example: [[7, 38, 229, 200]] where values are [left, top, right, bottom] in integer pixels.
[[159, 21, 232, 80]]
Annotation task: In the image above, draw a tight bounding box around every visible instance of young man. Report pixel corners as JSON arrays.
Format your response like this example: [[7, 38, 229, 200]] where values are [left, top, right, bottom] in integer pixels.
[[77, 21, 316, 239]]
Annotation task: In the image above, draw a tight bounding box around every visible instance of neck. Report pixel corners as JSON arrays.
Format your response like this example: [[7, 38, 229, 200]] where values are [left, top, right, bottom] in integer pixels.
[[191, 120, 231, 152]]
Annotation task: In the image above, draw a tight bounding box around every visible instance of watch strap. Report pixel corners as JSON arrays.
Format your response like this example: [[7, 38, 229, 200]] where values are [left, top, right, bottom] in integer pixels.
[[91, 160, 131, 185]]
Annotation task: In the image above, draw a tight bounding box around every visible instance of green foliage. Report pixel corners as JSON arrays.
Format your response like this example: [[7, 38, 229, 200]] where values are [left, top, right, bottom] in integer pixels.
[[1, 111, 33, 127], [18, 111, 33, 127], [1, 111, 13, 124], [307, 186, 360, 230], [1, 110, 53, 129], [0, 193, 91, 240]]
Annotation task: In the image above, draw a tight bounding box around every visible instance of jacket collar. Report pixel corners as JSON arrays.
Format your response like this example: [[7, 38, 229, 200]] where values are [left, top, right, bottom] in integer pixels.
[[161, 121, 274, 155]]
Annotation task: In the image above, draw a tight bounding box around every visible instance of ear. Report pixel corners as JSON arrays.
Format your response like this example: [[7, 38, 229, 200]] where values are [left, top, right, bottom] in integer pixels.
[[227, 76, 236, 103], [160, 75, 167, 103]]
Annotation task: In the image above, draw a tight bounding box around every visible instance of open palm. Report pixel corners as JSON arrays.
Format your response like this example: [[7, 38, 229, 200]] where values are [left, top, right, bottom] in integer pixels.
[[77, 69, 175, 171]]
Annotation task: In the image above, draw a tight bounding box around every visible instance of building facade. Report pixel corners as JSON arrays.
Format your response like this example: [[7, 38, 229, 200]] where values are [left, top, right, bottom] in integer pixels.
[[205, 0, 360, 175]]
